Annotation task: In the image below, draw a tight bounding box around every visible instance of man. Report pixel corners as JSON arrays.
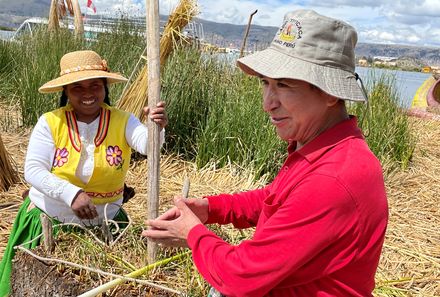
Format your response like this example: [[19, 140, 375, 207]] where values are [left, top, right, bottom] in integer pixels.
[[143, 9, 388, 297]]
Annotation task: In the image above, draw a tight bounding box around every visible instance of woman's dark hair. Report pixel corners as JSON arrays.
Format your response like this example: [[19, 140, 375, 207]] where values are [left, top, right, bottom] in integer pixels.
[[59, 80, 111, 107]]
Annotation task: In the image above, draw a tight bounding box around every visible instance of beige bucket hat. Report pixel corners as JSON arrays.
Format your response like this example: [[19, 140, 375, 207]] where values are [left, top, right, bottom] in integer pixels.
[[237, 9, 367, 102], [39, 50, 128, 94]]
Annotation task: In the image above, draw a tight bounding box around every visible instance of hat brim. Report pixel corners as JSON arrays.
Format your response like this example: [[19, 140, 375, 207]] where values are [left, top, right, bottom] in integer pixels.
[[237, 48, 367, 102], [38, 70, 128, 94]]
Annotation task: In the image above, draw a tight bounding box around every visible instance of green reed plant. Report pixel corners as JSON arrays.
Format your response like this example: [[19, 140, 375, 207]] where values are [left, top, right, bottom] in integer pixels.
[[0, 24, 415, 178], [91, 17, 146, 99], [0, 19, 145, 127], [0, 41, 19, 106], [1, 28, 84, 125], [0, 40, 15, 75], [349, 72, 415, 171], [162, 49, 286, 178]]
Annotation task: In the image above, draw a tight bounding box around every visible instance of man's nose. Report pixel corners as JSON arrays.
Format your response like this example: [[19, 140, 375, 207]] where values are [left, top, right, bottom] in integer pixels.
[[263, 87, 278, 112]]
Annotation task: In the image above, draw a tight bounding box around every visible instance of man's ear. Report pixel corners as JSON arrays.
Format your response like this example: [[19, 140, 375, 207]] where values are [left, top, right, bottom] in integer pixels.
[[326, 94, 341, 107]]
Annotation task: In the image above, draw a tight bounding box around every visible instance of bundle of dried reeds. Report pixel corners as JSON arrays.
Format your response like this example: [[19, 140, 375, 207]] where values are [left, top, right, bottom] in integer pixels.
[[72, 0, 84, 37], [116, 0, 198, 120], [48, 0, 75, 32], [48, 0, 60, 32], [0, 135, 19, 192]]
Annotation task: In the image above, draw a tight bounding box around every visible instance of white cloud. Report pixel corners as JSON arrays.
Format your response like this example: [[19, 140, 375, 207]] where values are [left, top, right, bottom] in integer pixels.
[[196, 0, 293, 27], [81, 0, 440, 47]]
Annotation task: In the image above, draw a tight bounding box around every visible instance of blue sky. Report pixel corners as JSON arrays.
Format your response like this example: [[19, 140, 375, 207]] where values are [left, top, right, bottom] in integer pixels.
[[82, 0, 440, 47]]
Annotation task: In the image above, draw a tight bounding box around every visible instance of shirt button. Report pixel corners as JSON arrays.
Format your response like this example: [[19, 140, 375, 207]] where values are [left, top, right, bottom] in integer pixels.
[[284, 166, 289, 171]]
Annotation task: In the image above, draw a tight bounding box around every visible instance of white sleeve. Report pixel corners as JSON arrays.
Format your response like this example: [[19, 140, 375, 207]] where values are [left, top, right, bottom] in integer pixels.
[[24, 116, 82, 207], [125, 114, 165, 155]]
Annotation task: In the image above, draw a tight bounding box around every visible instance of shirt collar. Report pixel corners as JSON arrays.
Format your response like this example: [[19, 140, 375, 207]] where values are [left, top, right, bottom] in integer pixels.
[[289, 116, 364, 163]]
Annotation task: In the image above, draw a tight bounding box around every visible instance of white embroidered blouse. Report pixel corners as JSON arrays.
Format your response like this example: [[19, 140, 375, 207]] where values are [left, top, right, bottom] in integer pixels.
[[24, 114, 165, 225]]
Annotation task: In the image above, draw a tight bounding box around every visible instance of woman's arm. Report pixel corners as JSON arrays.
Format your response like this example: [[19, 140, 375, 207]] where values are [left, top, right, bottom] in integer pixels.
[[24, 116, 82, 207], [125, 114, 165, 155]]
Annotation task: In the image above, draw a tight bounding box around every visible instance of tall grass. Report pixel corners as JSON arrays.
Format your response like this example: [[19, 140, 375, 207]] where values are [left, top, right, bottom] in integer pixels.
[[350, 72, 415, 171], [0, 28, 83, 125], [0, 20, 145, 126], [162, 49, 286, 178], [0, 22, 415, 178], [0, 41, 14, 74]]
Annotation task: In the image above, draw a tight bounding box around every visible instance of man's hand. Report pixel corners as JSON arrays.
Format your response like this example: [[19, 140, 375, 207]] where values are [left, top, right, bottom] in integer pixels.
[[71, 191, 98, 220], [141, 196, 209, 247], [155, 197, 209, 223]]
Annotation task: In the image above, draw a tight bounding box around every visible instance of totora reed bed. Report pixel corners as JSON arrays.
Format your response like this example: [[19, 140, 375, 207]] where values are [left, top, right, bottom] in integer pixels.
[[0, 115, 438, 296]]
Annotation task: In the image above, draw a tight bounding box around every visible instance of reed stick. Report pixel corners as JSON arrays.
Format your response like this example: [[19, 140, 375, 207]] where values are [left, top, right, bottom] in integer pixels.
[[76, 251, 190, 297]]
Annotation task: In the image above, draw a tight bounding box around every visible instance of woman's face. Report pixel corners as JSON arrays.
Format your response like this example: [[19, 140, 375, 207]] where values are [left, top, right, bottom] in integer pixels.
[[65, 78, 106, 123]]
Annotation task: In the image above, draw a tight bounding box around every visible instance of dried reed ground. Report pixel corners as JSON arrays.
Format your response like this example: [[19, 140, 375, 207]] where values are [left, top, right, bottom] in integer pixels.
[[0, 117, 439, 296]]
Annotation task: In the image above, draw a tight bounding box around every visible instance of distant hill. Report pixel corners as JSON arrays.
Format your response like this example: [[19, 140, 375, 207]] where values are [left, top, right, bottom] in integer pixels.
[[1, 0, 439, 66], [0, 0, 50, 27], [0, 0, 50, 17], [356, 43, 440, 66], [193, 17, 277, 50]]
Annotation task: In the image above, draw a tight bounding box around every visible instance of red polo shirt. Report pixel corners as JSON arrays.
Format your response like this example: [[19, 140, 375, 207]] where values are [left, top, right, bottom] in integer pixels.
[[187, 117, 388, 297]]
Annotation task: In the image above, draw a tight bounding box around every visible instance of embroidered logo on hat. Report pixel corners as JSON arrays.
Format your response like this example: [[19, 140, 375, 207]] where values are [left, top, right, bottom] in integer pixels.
[[275, 18, 303, 47], [237, 9, 368, 102]]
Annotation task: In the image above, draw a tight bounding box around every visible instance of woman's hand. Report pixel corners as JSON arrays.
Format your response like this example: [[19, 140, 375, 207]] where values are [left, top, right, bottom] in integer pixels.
[[141, 196, 209, 247], [143, 101, 168, 129], [71, 190, 98, 220]]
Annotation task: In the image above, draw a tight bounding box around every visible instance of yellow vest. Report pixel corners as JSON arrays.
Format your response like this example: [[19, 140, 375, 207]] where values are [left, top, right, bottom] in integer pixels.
[[45, 103, 131, 204]]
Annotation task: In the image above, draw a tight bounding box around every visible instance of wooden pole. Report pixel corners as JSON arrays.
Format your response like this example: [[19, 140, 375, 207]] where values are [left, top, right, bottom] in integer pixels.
[[239, 10, 258, 58], [146, 0, 161, 263], [40, 213, 54, 252], [71, 0, 84, 38]]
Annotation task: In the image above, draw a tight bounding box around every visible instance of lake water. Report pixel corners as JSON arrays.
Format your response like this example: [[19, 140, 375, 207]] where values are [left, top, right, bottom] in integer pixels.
[[218, 52, 431, 108], [355, 67, 431, 108]]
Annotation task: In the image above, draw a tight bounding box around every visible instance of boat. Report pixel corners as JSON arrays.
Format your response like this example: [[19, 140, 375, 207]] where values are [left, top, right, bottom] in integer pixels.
[[411, 76, 435, 109], [427, 78, 440, 108], [408, 75, 440, 120]]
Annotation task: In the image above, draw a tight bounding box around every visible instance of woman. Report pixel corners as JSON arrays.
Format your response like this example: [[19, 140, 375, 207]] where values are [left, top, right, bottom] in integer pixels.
[[0, 50, 168, 296]]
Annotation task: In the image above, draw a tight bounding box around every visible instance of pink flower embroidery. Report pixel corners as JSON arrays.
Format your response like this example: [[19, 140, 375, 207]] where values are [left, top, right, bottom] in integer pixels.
[[53, 148, 69, 167], [106, 145, 123, 166]]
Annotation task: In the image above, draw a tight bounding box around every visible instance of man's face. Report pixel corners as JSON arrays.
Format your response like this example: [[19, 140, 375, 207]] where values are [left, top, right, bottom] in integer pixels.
[[260, 76, 333, 145]]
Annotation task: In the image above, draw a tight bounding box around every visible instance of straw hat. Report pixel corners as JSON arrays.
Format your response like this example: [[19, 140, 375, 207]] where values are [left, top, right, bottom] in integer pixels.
[[237, 9, 367, 102], [38, 50, 128, 94]]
